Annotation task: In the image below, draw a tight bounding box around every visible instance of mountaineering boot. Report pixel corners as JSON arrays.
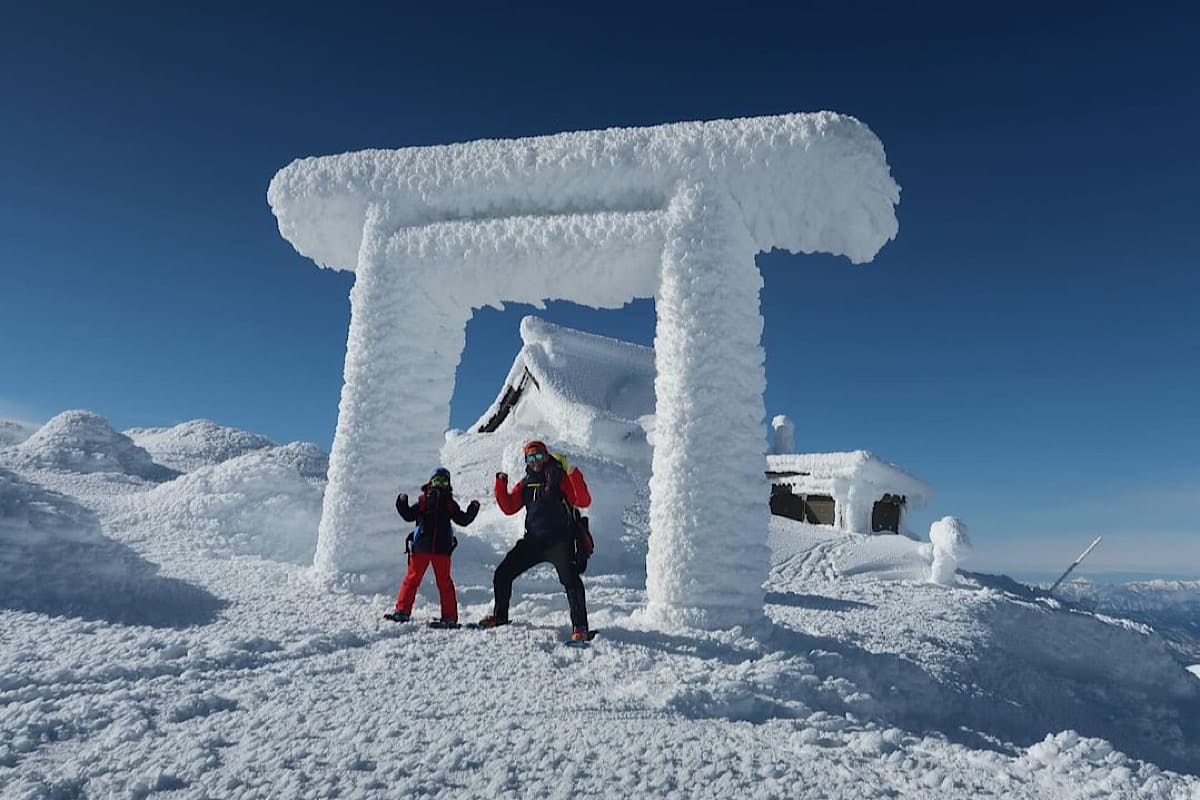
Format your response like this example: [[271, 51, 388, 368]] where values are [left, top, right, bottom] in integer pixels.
[[428, 618, 460, 629], [570, 627, 589, 642], [475, 615, 509, 629], [383, 609, 411, 623]]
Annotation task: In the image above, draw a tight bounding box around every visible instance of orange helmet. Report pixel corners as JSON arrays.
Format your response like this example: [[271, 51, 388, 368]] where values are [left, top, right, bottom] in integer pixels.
[[523, 439, 548, 456]]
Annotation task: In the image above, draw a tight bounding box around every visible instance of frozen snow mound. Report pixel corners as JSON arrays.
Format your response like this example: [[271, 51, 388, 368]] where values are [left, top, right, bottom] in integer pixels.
[[132, 445, 324, 564], [124, 419, 275, 473], [0, 468, 222, 625], [8, 410, 178, 482], [0, 419, 36, 447], [473, 316, 655, 464]]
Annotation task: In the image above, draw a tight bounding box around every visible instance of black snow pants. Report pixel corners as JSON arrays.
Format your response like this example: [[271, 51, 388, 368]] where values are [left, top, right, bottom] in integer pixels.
[[492, 537, 587, 630]]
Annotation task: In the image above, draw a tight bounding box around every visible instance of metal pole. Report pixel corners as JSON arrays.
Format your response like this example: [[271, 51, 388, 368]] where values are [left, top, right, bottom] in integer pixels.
[[1049, 536, 1104, 595]]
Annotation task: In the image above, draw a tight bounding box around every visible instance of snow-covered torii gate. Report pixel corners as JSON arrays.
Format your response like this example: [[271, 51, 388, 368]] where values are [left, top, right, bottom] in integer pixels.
[[269, 112, 898, 628]]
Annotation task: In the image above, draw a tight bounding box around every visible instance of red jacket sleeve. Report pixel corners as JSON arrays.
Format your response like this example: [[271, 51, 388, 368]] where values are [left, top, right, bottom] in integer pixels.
[[560, 468, 591, 509], [494, 477, 525, 515]]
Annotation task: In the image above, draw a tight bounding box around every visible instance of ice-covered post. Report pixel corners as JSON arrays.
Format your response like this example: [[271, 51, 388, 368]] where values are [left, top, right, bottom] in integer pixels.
[[268, 113, 900, 616], [645, 182, 769, 627], [314, 205, 470, 580]]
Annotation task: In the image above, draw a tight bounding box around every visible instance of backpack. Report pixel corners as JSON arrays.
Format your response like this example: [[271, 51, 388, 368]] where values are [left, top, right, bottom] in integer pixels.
[[548, 453, 595, 571]]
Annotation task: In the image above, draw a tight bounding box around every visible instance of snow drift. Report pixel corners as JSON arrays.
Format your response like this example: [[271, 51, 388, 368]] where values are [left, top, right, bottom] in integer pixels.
[[128, 445, 325, 565], [0, 468, 221, 626]]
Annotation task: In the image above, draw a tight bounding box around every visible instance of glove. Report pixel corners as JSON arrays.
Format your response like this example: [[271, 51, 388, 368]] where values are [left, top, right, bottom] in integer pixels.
[[397, 493, 408, 505], [495, 472, 508, 483], [551, 453, 574, 474], [468, 500, 480, 512]]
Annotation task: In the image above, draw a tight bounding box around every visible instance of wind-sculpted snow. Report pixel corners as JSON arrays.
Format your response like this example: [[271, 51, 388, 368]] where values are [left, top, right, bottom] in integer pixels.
[[7, 410, 177, 482], [124, 420, 275, 473], [127, 446, 325, 564], [0, 419, 36, 447], [0, 468, 222, 626], [2, 425, 1199, 797]]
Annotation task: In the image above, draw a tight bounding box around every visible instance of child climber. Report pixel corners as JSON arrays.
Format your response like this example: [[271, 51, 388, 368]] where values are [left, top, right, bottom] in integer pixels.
[[478, 440, 593, 641], [385, 467, 479, 628]]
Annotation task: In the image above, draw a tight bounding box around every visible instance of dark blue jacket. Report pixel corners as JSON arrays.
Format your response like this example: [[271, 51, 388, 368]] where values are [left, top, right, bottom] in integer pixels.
[[397, 486, 479, 555]]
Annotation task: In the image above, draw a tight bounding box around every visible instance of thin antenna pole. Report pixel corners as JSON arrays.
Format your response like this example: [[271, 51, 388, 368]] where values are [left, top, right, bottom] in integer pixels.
[[1049, 536, 1104, 595]]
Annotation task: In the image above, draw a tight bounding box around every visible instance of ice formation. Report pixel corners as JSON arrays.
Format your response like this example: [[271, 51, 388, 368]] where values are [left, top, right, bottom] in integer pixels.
[[928, 516, 971, 585], [269, 112, 899, 626]]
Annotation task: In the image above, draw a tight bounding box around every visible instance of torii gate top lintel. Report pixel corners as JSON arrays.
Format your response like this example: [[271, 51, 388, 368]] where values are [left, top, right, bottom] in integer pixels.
[[268, 111, 899, 274]]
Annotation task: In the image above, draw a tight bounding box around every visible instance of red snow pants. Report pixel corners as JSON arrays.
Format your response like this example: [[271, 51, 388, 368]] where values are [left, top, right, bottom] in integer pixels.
[[394, 553, 457, 621]]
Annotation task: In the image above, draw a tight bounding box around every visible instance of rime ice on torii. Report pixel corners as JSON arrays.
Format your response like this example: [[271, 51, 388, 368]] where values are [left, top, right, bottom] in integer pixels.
[[268, 112, 900, 629]]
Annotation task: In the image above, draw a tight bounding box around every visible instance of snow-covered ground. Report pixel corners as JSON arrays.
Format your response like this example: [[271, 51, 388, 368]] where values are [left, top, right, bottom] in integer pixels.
[[2, 411, 1199, 798]]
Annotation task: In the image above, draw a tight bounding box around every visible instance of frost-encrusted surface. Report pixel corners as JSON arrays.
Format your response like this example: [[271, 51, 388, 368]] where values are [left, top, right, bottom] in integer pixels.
[[6, 410, 177, 482], [126, 446, 325, 565], [0, 468, 220, 625], [0, 419, 36, 447], [3, 432, 1199, 797], [125, 420, 275, 473], [473, 316, 655, 463], [269, 112, 900, 271]]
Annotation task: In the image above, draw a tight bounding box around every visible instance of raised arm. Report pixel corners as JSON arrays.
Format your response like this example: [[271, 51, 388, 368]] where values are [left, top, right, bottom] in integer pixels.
[[396, 492, 418, 522], [451, 498, 481, 526], [494, 473, 525, 516]]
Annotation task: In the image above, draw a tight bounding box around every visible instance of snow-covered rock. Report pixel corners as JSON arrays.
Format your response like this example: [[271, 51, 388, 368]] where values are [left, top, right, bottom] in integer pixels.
[[5, 410, 177, 481], [124, 419, 275, 473]]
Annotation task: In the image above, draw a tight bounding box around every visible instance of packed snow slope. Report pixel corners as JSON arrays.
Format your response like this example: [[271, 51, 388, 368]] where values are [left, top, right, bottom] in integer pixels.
[[2, 411, 1199, 798]]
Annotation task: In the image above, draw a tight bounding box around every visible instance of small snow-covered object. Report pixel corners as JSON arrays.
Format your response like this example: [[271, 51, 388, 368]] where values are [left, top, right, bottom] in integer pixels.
[[928, 516, 971, 585]]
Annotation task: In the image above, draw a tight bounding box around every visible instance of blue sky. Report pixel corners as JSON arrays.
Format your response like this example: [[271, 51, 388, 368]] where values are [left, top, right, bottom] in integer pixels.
[[2, 3, 1197, 575]]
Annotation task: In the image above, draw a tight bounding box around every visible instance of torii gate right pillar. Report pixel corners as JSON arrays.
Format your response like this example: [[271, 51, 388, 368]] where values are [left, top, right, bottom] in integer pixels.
[[645, 181, 771, 629]]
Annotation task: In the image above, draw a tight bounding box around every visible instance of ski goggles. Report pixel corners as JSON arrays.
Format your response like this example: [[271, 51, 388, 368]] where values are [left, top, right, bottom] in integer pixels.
[[525, 452, 547, 463], [430, 475, 450, 487]]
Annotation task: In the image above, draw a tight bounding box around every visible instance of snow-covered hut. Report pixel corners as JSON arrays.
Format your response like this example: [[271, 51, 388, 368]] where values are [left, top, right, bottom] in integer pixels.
[[766, 451, 930, 535], [473, 317, 655, 464]]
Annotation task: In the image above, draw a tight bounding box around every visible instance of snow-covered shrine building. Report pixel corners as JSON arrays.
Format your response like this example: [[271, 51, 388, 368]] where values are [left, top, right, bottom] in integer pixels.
[[268, 112, 899, 629], [766, 451, 930, 535]]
